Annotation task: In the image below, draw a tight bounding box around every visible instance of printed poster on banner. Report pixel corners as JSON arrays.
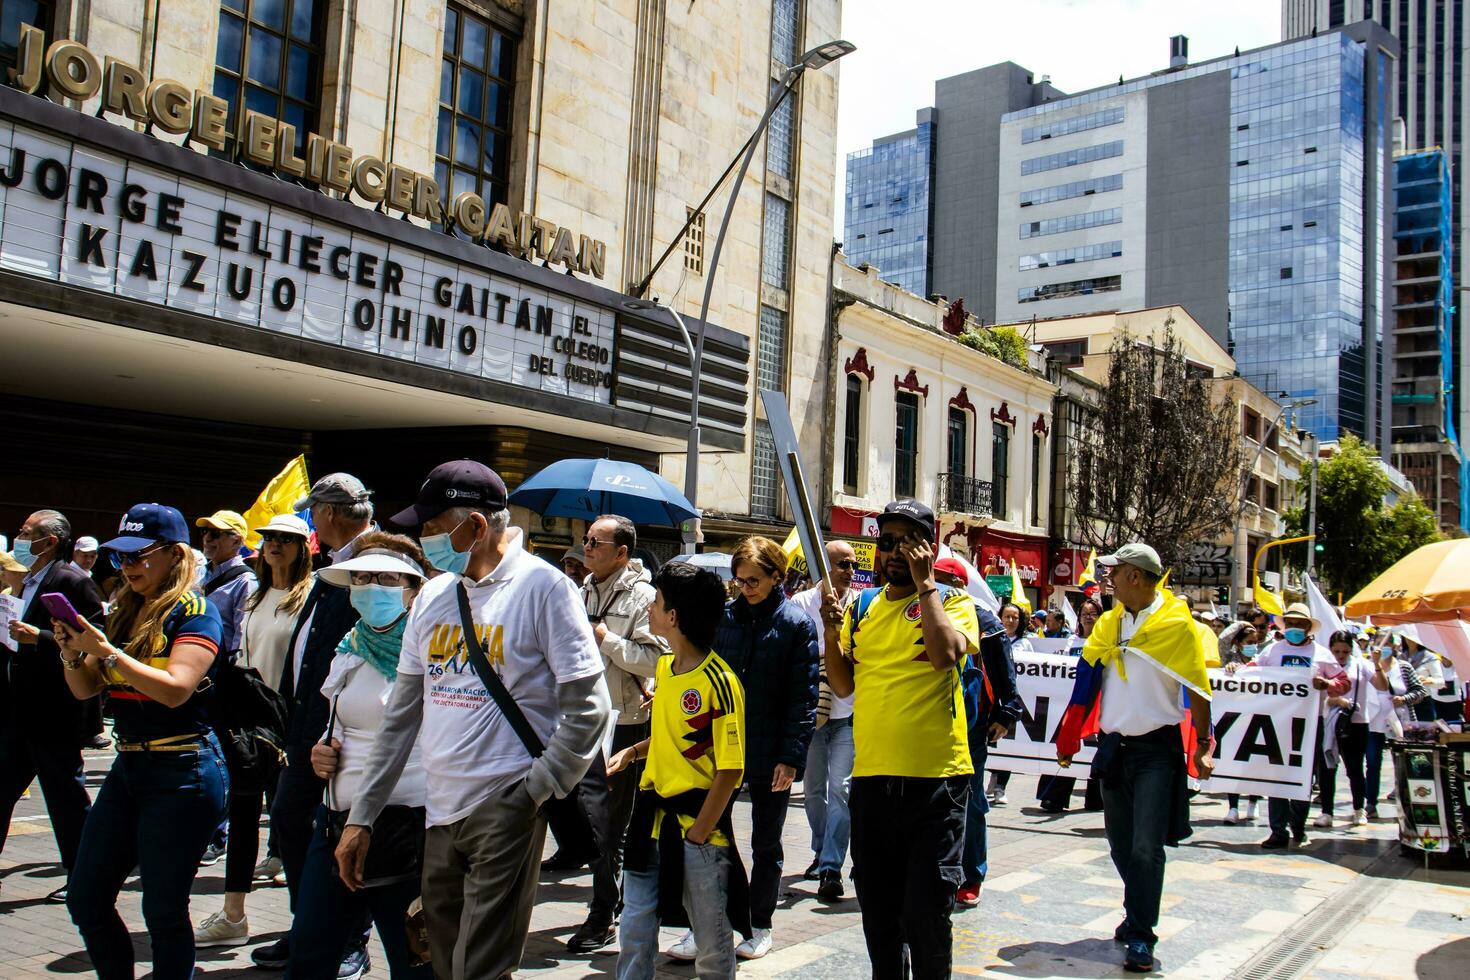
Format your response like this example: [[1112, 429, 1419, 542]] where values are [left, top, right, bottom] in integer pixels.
[[849, 540, 877, 589], [986, 652, 1324, 801]]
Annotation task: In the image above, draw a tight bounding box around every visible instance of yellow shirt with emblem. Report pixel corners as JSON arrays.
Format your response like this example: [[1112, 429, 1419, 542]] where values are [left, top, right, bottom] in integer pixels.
[[840, 586, 979, 778], [641, 650, 746, 845]]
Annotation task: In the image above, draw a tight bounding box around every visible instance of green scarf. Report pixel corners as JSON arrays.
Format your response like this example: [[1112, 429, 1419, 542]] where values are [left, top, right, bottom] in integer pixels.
[[335, 615, 408, 681]]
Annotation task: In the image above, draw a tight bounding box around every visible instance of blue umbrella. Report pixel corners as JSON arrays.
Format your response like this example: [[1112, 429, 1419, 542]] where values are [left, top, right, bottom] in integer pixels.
[[508, 458, 698, 527], [669, 551, 733, 581]]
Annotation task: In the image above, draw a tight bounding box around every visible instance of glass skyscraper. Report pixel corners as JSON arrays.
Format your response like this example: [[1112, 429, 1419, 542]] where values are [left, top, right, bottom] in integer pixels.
[[843, 109, 935, 297]]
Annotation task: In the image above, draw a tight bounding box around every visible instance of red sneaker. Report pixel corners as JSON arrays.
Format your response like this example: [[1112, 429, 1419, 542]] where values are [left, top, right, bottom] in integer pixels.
[[956, 882, 982, 907]]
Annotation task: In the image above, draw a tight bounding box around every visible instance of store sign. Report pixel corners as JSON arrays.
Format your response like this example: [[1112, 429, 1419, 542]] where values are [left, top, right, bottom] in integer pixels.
[[0, 119, 617, 403], [11, 25, 606, 279]]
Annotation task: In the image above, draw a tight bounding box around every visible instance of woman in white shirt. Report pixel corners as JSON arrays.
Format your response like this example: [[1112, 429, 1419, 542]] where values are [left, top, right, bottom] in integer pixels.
[[295, 534, 432, 979], [987, 601, 1034, 804], [195, 513, 312, 949], [1318, 631, 1374, 828]]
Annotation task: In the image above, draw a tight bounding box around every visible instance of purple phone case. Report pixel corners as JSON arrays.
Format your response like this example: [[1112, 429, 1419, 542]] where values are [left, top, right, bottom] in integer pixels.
[[40, 592, 84, 630]]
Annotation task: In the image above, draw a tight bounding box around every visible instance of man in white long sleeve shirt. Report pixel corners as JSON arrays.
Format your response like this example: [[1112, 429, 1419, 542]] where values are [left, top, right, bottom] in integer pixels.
[[337, 460, 610, 979]]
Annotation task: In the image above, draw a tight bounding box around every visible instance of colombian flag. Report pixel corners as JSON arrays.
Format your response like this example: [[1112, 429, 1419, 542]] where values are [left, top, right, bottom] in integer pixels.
[[1078, 548, 1099, 597], [242, 455, 311, 549], [1055, 589, 1213, 768]]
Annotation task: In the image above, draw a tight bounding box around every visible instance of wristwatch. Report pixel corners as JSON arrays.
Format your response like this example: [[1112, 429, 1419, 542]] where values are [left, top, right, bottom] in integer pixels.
[[61, 654, 86, 671], [100, 653, 120, 673]]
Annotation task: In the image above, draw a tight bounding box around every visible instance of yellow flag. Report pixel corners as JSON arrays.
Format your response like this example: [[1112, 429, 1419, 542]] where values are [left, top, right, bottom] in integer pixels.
[[1253, 572, 1285, 616], [242, 455, 311, 548], [1010, 562, 1031, 614], [1078, 548, 1098, 588], [781, 526, 807, 575], [1159, 568, 1171, 589]]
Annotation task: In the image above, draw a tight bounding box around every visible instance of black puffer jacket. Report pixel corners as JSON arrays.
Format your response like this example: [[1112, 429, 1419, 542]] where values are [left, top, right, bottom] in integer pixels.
[[714, 590, 819, 783]]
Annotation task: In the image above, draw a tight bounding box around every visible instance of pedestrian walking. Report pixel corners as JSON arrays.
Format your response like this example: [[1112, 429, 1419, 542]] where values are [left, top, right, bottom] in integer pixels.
[[789, 541, 860, 901], [195, 509, 257, 655], [987, 601, 1033, 806], [707, 535, 818, 961], [1320, 630, 1372, 828], [0, 509, 103, 903], [819, 500, 979, 980], [1054, 543, 1214, 974], [253, 474, 375, 976], [562, 514, 668, 953], [54, 503, 228, 980], [611, 561, 750, 980], [292, 533, 433, 979], [336, 460, 609, 980], [194, 514, 312, 948]]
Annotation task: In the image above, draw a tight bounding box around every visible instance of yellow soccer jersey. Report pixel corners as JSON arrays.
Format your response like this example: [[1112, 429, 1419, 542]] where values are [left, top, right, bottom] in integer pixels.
[[840, 586, 979, 778], [641, 650, 746, 844]]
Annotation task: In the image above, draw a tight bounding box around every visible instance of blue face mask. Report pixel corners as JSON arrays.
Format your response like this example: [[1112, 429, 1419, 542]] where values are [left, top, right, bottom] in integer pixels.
[[1284, 627, 1308, 646], [349, 584, 409, 628], [420, 521, 471, 575], [10, 537, 39, 569], [1242, 643, 1258, 659]]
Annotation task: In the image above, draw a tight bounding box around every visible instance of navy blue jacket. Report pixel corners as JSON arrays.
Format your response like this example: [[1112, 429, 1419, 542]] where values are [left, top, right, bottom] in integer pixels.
[[714, 590, 819, 782], [279, 578, 359, 757]]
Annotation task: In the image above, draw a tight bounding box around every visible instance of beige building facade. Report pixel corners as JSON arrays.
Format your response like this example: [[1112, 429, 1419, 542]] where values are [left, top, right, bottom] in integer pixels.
[[0, 0, 842, 554]]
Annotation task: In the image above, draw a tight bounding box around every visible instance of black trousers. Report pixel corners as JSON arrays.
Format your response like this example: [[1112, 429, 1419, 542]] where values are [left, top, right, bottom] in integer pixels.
[[1100, 734, 1179, 947], [587, 721, 648, 926], [745, 780, 791, 930], [0, 717, 92, 871], [1269, 719, 1324, 838], [1319, 721, 1368, 814], [223, 757, 281, 894], [271, 753, 326, 908], [850, 775, 967, 979]]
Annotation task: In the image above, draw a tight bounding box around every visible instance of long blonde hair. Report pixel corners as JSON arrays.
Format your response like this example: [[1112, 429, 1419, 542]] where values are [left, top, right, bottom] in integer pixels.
[[247, 534, 313, 617], [107, 542, 199, 658]]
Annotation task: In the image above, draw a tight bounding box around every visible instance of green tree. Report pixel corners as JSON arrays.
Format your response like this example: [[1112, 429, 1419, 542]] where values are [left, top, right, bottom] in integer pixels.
[[1283, 433, 1443, 597], [957, 325, 1028, 369]]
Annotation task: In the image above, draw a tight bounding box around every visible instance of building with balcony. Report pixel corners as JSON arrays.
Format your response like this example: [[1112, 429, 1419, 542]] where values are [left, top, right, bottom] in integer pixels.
[[828, 255, 1056, 609]]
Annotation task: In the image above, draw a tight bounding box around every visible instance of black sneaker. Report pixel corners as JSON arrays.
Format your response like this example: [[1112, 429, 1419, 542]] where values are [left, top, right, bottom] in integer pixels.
[[566, 919, 615, 952], [251, 937, 290, 970], [46, 885, 68, 905], [1123, 940, 1155, 973], [802, 856, 820, 881], [817, 869, 844, 900], [1260, 834, 1289, 850], [1292, 830, 1310, 847], [198, 843, 226, 867], [1113, 918, 1130, 943], [337, 945, 369, 980], [540, 850, 586, 873]]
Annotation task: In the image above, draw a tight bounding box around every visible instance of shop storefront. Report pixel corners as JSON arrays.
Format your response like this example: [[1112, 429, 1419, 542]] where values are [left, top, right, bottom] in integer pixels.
[[970, 527, 1048, 612], [0, 76, 748, 542]]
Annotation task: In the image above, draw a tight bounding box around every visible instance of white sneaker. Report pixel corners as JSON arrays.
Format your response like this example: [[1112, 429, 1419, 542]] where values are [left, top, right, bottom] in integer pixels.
[[993, 790, 1008, 806], [666, 930, 697, 962], [253, 856, 283, 884], [1245, 800, 1259, 822], [1224, 807, 1239, 825], [736, 928, 773, 960], [1349, 809, 1367, 827], [194, 910, 249, 948], [1313, 813, 1333, 829]]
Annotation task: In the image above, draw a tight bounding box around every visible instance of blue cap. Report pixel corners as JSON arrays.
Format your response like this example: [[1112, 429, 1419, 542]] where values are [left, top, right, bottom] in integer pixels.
[[102, 503, 191, 553]]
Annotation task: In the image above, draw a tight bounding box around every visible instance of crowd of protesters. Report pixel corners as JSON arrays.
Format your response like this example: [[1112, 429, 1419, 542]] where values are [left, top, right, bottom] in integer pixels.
[[1, 472, 1464, 980]]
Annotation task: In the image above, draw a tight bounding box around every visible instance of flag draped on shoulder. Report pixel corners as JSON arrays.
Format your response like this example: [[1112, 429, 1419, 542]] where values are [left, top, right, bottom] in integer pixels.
[[1054, 589, 1212, 758], [242, 455, 311, 549]]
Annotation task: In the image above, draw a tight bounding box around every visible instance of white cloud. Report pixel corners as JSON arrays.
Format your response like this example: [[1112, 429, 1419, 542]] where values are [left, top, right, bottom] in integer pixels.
[[831, 0, 1282, 230]]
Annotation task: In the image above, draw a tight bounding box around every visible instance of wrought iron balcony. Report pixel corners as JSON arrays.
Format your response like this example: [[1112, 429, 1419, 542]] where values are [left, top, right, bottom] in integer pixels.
[[937, 472, 994, 518]]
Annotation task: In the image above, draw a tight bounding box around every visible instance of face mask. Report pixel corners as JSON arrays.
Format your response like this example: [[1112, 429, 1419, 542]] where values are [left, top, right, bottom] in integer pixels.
[[350, 584, 408, 628], [10, 538, 39, 569], [420, 521, 471, 575], [1284, 627, 1308, 646], [1242, 643, 1259, 659]]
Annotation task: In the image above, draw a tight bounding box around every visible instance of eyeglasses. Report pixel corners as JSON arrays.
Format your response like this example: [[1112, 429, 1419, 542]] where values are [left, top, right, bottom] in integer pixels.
[[109, 544, 166, 569], [583, 536, 608, 550], [201, 528, 229, 541], [259, 532, 300, 545], [349, 571, 411, 587], [876, 533, 915, 552], [732, 575, 766, 590], [832, 559, 859, 571]]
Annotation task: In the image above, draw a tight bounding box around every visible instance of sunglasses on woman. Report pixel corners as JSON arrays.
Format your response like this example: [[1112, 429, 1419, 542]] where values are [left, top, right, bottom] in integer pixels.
[[259, 531, 301, 545], [109, 543, 167, 569]]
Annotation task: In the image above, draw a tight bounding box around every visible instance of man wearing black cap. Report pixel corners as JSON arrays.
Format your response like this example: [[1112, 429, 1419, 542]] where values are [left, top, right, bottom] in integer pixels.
[[338, 460, 610, 979], [819, 499, 979, 979], [252, 473, 375, 975]]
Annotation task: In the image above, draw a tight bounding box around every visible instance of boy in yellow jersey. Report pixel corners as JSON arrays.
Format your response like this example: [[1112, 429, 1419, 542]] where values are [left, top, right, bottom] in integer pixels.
[[609, 562, 749, 980], [820, 499, 979, 980]]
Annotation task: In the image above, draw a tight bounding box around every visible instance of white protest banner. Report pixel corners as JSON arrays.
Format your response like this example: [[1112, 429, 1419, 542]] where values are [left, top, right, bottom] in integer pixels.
[[986, 652, 1323, 801], [0, 593, 21, 652]]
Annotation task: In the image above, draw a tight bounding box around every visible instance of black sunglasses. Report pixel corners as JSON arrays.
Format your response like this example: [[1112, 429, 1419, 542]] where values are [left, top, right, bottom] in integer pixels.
[[109, 543, 167, 569], [876, 533, 917, 552], [832, 559, 859, 571], [259, 531, 301, 545]]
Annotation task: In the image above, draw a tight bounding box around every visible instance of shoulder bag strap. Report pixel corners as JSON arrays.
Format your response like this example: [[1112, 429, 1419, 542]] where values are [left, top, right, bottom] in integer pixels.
[[203, 563, 252, 597], [455, 582, 545, 760]]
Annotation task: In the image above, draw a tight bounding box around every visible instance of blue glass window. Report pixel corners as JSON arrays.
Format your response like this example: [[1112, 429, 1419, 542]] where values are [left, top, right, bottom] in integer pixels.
[[1020, 140, 1123, 176], [1019, 208, 1122, 239], [1021, 105, 1123, 144], [1019, 173, 1122, 207], [437, 4, 517, 209], [1018, 275, 1122, 304], [213, 0, 323, 158], [1019, 240, 1122, 271]]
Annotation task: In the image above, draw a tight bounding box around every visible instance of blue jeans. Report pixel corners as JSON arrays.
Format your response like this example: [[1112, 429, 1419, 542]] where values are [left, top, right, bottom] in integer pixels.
[[1100, 735, 1176, 947], [286, 806, 431, 980], [804, 717, 854, 873], [617, 838, 734, 980], [962, 741, 990, 885], [68, 734, 228, 980]]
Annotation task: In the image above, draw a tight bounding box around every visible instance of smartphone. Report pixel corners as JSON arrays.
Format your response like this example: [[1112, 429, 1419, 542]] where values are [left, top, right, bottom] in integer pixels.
[[40, 592, 85, 631]]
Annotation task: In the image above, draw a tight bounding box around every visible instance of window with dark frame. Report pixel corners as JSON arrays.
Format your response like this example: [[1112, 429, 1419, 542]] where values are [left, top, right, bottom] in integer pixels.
[[992, 422, 1010, 518], [214, 0, 324, 158], [947, 407, 968, 478], [1031, 433, 1043, 527], [1, 1, 54, 82], [895, 391, 919, 499], [843, 375, 862, 494], [437, 3, 516, 210]]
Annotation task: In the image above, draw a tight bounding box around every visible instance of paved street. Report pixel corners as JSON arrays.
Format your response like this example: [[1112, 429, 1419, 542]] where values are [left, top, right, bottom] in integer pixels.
[[1, 747, 1467, 978]]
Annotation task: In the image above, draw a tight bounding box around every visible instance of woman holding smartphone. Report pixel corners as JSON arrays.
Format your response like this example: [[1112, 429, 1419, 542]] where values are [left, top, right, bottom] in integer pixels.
[[195, 513, 313, 949], [51, 503, 227, 980]]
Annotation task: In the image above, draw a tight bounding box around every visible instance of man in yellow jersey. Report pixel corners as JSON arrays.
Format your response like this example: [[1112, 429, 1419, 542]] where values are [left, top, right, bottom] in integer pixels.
[[820, 499, 979, 979], [610, 561, 750, 980]]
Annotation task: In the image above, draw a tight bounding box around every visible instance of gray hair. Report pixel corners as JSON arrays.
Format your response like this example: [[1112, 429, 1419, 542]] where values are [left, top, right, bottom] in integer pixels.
[[444, 506, 510, 532], [31, 510, 73, 559], [330, 499, 374, 524], [593, 514, 636, 553]]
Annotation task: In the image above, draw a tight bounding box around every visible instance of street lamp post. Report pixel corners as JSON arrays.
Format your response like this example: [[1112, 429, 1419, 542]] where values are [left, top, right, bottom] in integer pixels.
[[623, 39, 855, 553]]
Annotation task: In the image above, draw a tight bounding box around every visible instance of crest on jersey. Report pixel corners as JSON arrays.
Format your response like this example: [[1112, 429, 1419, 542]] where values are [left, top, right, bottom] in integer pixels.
[[681, 688, 702, 714], [904, 600, 923, 622]]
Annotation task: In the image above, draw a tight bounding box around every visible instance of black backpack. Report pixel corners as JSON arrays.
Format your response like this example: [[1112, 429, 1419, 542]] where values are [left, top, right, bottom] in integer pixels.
[[209, 659, 289, 791]]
